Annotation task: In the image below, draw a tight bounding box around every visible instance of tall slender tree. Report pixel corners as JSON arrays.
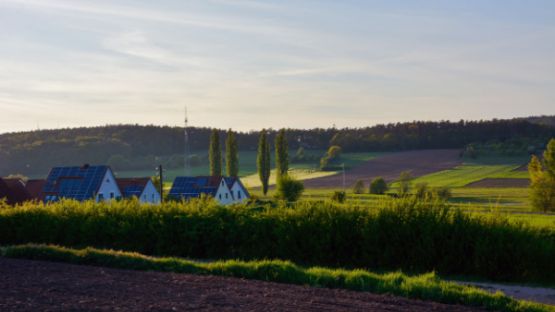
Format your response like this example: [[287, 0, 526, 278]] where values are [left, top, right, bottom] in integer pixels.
[[257, 129, 271, 195], [226, 129, 239, 177], [275, 129, 289, 181], [209, 129, 222, 176]]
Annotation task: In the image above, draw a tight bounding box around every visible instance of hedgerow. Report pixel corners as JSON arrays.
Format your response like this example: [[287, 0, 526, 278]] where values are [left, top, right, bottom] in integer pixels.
[[0, 198, 553, 283]]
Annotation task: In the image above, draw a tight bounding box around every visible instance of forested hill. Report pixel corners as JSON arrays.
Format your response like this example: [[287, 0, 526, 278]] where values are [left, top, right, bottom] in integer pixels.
[[1, 117, 554, 176]]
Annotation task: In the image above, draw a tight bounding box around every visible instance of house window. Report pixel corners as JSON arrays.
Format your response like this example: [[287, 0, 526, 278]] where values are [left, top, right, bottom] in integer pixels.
[[110, 192, 114, 199], [98, 193, 104, 201], [219, 194, 222, 200], [106, 178, 110, 183], [225, 193, 228, 199], [237, 191, 241, 199]]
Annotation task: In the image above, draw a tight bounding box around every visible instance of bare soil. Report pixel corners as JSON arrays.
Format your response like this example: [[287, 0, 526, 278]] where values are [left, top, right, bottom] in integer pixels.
[[466, 178, 530, 188], [0, 258, 485, 312], [304, 149, 462, 188]]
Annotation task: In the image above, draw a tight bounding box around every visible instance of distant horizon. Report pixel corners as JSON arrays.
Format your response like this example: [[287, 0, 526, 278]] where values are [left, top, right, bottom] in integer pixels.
[[1, 113, 553, 136], [1, 1, 554, 133]]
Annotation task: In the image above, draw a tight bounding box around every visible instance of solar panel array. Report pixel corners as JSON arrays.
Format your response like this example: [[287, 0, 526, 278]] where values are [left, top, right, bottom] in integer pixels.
[[169, 177, 218, 199], [44, 166, 107, 201], [122, 185, 144, 198]]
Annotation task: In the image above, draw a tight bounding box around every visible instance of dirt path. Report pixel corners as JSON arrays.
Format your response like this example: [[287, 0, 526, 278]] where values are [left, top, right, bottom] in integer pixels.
[[304, 149, 462, 188], [466, 178, 529, 188], [0, 258, 484, 312], [457, 281, 555, 306]]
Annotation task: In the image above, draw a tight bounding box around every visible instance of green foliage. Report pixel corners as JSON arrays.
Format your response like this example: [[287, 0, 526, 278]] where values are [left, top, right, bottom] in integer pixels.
[[209, 129, 222, 176], [398, 171, 413, 197], [528, 154, 555, 213], [353, 180, 365, 194], [544, 138, 555, 177], [0, 199, 553, 284], [369, 177, 388, 195], [415, 182, 429, 199], [275, 129, 289, 181], [330, 191, 346, 203], [275, 175, 304, 202], [225, 129, 239, 177], [320, 145, 342, 170], [257, 130, 271, 195], [2, 244, 552, 312], [433, 187, 452, 201]]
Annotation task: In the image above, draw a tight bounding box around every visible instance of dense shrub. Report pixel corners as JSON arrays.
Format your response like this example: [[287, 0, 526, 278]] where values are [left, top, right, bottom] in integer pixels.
[[0, 199, 553, 283], [330, 191, 346, 203], [369, 177, 388, 194], [275, 175, 304, 202], [352, 180, 365, 194]]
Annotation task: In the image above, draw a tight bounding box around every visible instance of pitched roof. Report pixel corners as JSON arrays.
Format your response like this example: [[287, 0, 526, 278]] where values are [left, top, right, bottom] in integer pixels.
[[43, 165, 110, 201], [223, 177, 250, 197], [0, 178, 31, 205], [169, 176, 223, 199], [25, 179, 47, 201], [116, 178, 151, 198]]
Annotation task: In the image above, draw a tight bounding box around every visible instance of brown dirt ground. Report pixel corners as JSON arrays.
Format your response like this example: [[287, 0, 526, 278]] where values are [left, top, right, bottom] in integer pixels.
[[466, 178, 530, 188], [304, 149, 463, 188], [0, 258, 486, 312]]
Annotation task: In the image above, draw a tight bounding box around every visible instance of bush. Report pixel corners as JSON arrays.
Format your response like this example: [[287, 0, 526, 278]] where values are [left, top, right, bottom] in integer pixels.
[[320, 146, 342, 170], [330, 191, 346, 203], [432, 187, 452, 200], [0, 199, 553, 283], [415, 183, 429, 199], [369, 177, 388, 195], [275, 175, 304, 202], [352, 180, 365, 194], [397, 171, 413, 197]]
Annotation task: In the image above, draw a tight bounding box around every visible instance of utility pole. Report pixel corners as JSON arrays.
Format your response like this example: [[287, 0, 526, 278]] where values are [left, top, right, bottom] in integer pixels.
[[184, 106, 190, 176], [157, 164, 164, 204]]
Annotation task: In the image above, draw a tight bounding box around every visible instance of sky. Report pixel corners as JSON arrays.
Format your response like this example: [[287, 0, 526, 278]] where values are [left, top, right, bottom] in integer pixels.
[[0, 0, 554, 133]]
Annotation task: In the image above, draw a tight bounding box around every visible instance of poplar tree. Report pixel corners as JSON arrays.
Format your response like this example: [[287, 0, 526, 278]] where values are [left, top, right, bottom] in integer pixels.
[[209, 129, 222, 176], [275, 129, 289, 181], [257, 129, 271, 195], [226, 129, 239, 177]]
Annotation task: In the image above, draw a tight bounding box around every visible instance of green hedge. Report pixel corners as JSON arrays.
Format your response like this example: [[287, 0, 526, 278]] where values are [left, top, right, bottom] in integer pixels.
[[2, 244, 552, 312], [0, 198, 553, 283]]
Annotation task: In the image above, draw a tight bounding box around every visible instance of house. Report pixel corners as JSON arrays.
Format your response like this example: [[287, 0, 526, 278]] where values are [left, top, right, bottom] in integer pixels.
[[43, 164, 121, 202], [25, 179, 47, 202], [116, 178, 161, 204], [0, 178, 31, 205], [169, 176, 250, 205]]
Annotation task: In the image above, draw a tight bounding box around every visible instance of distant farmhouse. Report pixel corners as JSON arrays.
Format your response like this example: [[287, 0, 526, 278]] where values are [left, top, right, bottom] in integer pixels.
[[169, 176, 249, 205], [0, 178, 31, 205], [43, 165, 122, 202], [116, 178, 161, 204]]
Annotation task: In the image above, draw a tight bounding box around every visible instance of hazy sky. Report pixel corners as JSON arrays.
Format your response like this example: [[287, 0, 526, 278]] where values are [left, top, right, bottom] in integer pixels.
[[1, 0, 554, 133]]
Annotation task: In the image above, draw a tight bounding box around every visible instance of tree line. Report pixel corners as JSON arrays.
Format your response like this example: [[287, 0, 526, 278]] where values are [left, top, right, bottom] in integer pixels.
[[1, 117, 554, 176]]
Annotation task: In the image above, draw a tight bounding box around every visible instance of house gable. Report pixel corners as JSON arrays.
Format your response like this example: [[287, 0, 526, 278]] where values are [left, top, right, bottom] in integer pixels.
[[139, 180, 161, 204], [96, 169, 121, 202]]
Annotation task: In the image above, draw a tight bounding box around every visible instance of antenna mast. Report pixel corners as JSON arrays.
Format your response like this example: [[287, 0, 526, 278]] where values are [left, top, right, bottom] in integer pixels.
[[184, 106, 190, 176]]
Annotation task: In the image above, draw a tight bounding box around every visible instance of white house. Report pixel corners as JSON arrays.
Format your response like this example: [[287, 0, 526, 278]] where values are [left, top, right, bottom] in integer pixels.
[[116, 178, 161, 204], [43, 165, 122, 202], [169, 176, 250, 205]]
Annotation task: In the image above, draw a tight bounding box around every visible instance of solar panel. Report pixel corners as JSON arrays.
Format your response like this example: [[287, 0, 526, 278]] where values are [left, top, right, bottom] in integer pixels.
[[44, 166, 108, 202]]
